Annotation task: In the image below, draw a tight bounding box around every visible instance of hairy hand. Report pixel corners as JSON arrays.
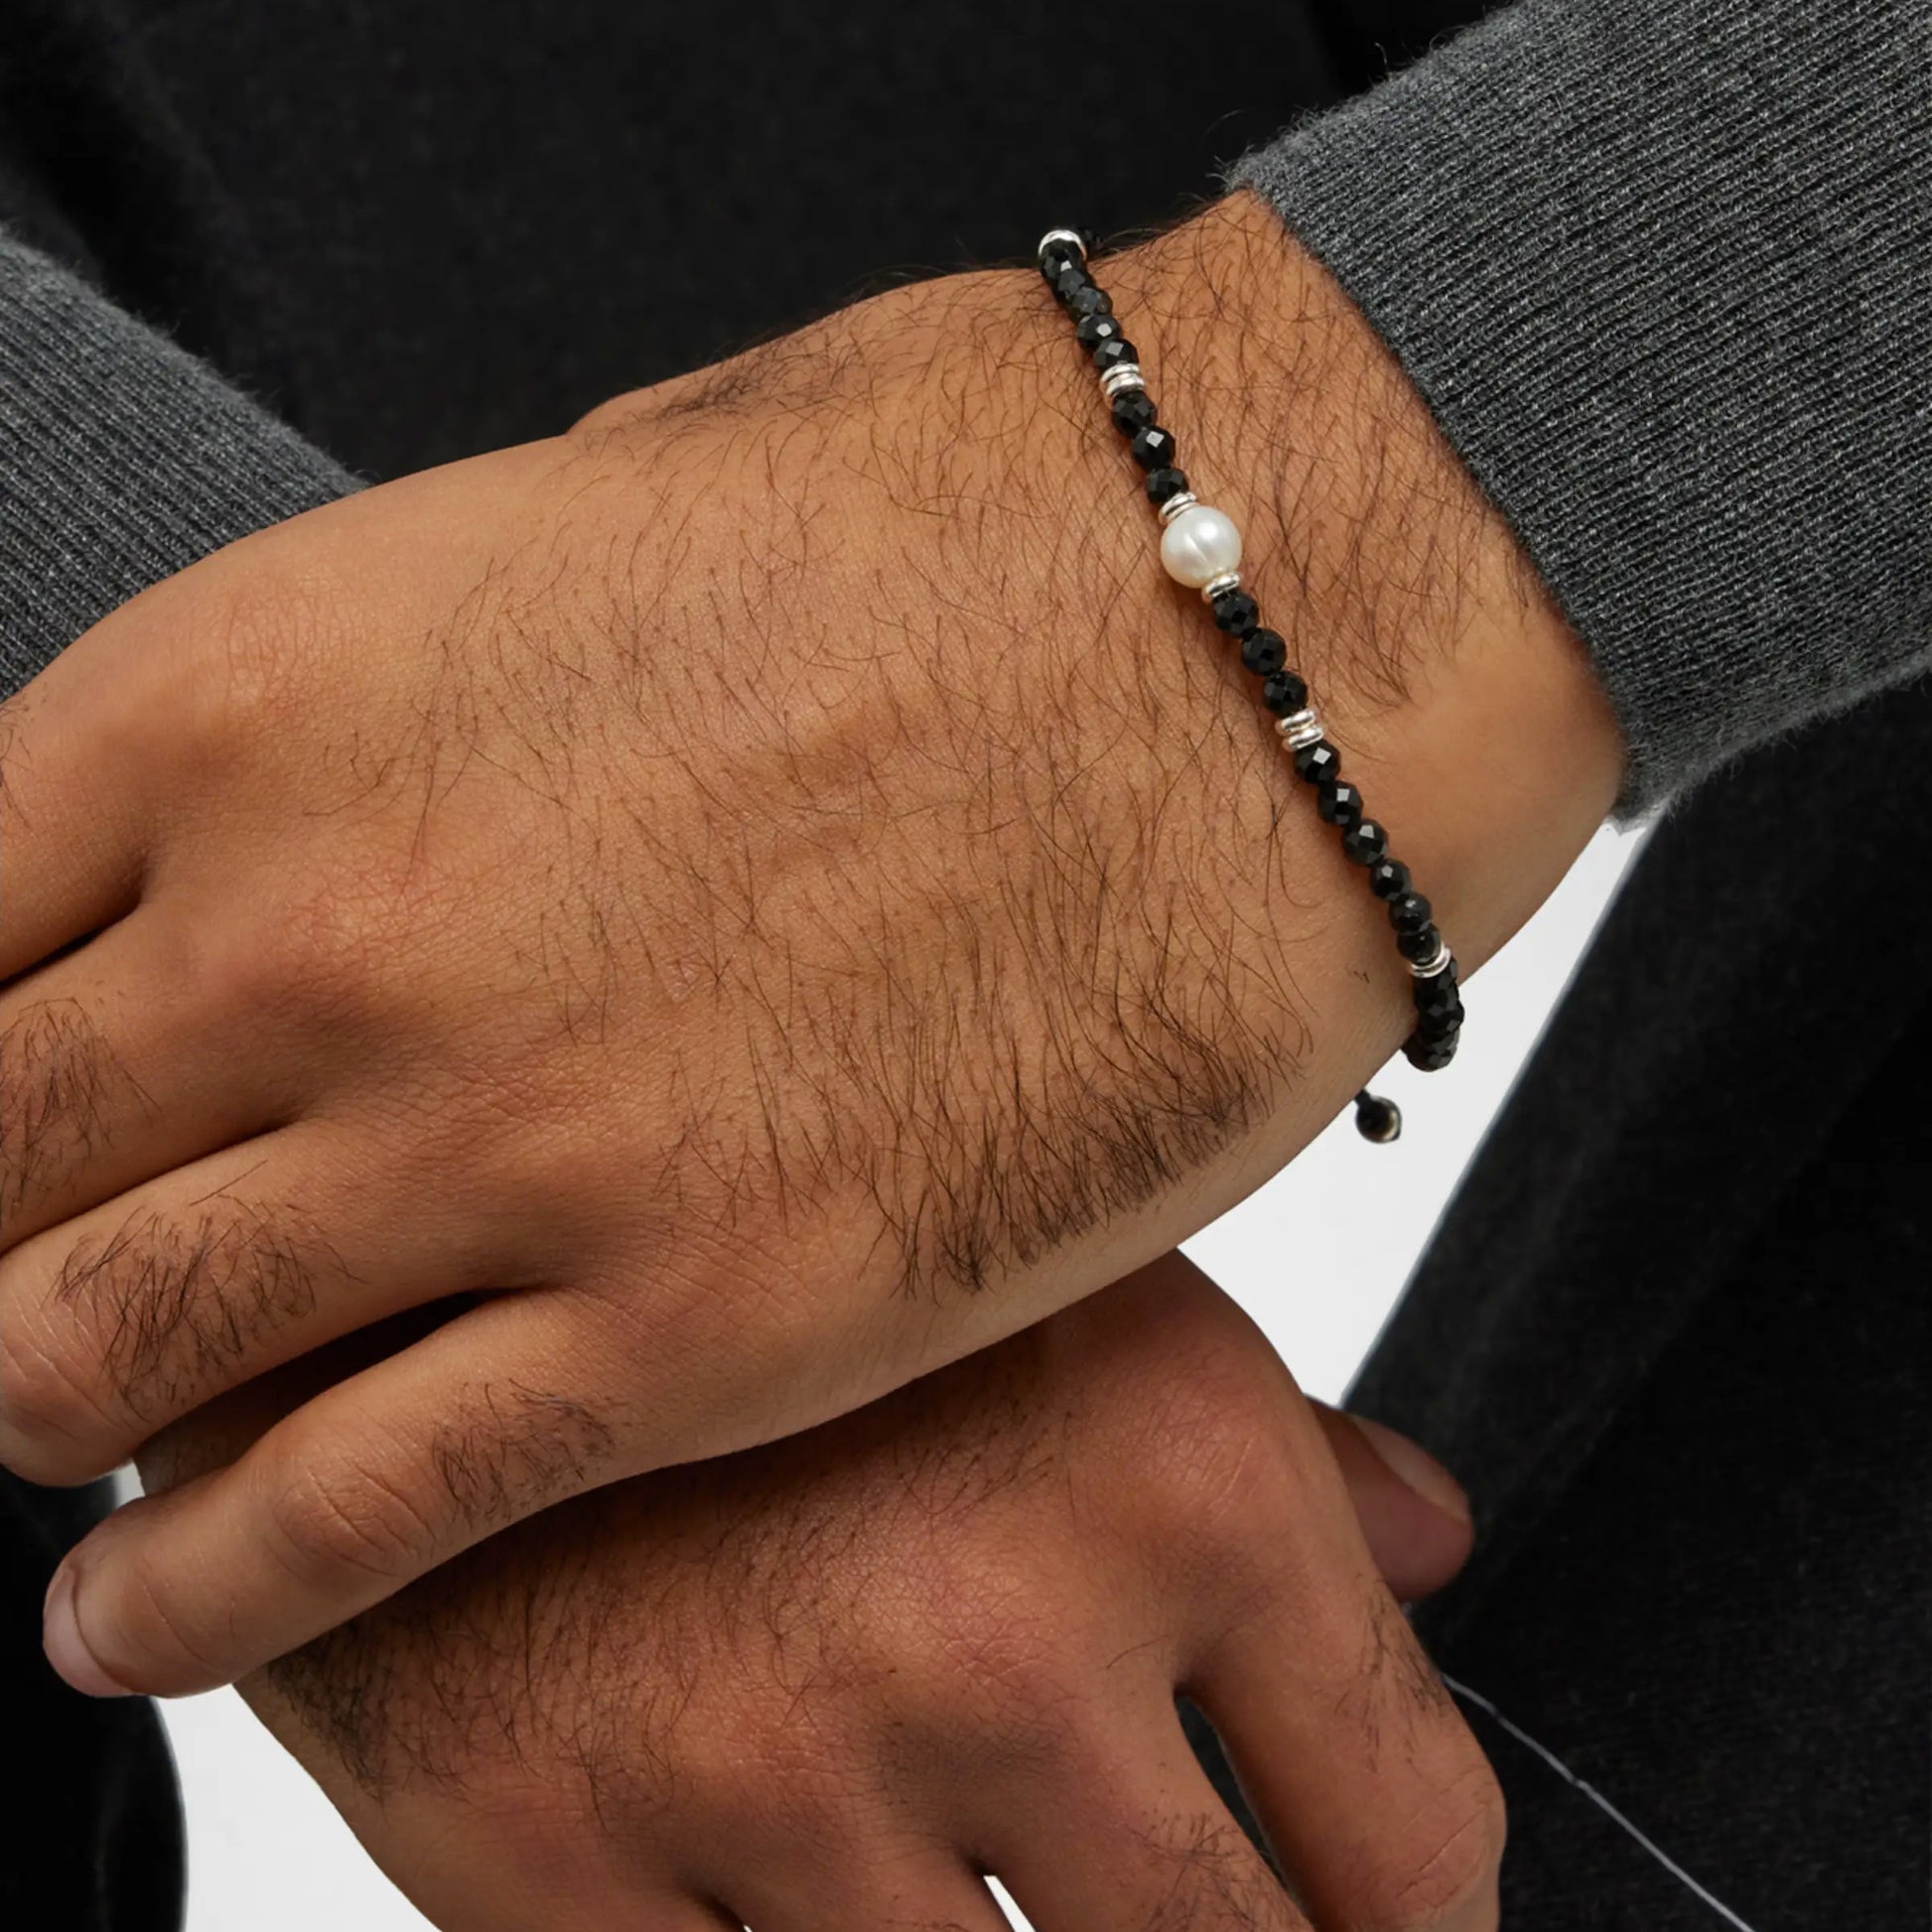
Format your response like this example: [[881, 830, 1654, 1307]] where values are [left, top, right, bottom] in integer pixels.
[[0, 194, 1618, 1695], [145, 1256, 1499, 1932]]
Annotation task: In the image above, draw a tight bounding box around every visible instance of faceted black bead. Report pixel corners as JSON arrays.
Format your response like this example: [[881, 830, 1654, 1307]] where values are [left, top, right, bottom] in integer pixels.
[[1110, 389, 1159, 435], [1292, 739, 1341, 786], [1416, 1002, 1465, 1046], [1092, 337, 1140, 373], [1051, 262, 1093, 308], [1353, 1093, 1403, 1144], [1397, 920, 1443, 964], [1414, 976, 1463, 1025], [1130, 424, 1179, 471], [1260, 669, 1309, 716], [1315, 779, 1364, 829], [1210, 588, 1261, 637], [1240, 628, 1288, 676], [1063, 281, 1113, 321], [1388, 891, 1434, 934], [1145, 467, 1190, 505], [1075, 311, 1126, 349], [1341, 818, 1388, 865], [1367, 856, 1411, 900], [1039, 237, 1085, 285], [1403, 1034, 1458, 1073]]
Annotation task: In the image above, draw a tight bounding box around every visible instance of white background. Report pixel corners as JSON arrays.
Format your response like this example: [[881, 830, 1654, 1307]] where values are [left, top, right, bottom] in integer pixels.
[[160, 824, 1642, 1929]]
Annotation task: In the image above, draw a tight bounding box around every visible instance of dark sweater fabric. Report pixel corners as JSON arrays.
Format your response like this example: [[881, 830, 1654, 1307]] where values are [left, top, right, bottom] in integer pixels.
[[0, 235, 358, 690], [1231, 0, 1932, 809]]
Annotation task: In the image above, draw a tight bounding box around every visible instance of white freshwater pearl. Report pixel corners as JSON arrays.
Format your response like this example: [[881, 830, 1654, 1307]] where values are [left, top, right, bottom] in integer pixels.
[[1159, 503, 1242, 589]]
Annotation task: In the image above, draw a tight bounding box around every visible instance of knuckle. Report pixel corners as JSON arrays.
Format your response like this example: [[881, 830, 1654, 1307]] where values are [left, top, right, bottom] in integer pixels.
[[186, 898, 373, 1042], [738, 1718, 879, 1845], [1132, 1382, 1303, 1564], [178, 568, 331, 750], [0, 1301, 119, 1478], [887, 1567, 1099, 1764], [264, 1449, 445, 1590], [565, 392, 646, 449], [1367, 1757, 1507, 1929], [189, 908, 317, 1026]]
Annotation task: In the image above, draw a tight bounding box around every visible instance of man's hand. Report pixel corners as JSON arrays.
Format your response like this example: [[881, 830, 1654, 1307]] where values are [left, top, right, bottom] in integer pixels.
[[0, 194, 1619, 1695], [146, 1255, 1500, 1932]]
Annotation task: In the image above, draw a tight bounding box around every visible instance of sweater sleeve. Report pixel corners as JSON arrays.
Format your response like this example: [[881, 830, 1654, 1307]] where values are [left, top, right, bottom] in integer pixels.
[[1228, 0, 1931, 814], [0, 230, 359, 705]]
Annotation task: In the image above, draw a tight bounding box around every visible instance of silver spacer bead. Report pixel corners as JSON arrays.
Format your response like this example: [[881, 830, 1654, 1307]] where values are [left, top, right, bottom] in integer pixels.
[[1408, 938, 1454, 978], [1036, 226, 1087, 266], [1200, 571, 1242, 603], [1277, 710, 1324, 751], [1157, 491, 1199, 525], [1099, 363, 1146, 400]]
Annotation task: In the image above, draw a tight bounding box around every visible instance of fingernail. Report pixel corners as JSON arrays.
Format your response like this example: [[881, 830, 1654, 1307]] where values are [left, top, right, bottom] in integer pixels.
[[43, 1567, 131, 1699], [1349, 1415, 1472, 1527]]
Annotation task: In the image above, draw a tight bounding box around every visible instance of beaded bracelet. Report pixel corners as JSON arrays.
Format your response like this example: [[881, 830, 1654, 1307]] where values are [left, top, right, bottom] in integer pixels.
[[1036, 226, 1462, 1145]]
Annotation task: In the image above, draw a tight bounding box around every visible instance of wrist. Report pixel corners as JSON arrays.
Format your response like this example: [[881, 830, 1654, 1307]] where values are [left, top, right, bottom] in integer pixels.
[[992, 197, 1620, 1204], [1110, 195, 1622, 952]]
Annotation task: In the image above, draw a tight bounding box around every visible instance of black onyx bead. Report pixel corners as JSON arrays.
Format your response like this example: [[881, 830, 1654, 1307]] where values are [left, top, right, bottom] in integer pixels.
[[1075, 311, 1126, 349], [1397, 921, 1443, 964], [1092, 337, 1139, 373], [1389, 891, 1434, 934], [1240, 628, 1288, 676], [1404, 1035, 1458, 1073], [1210, 588, 1261, 637], [1315, 780, 1364, 829], [1292, 739, 1341, 786], [1145, 467, 1190, 505], [1260, 668, 1309, 716], [1367, 856, 1411, 900], [1064, 281, 1113, 321], [1051, 262, 1092, 307], [1341, 818, 1388, 864], [1415, 977, 1463, 1024], [1353, 1093, 1403, 1144], [1039, 237, 1085, 284], [1110, 389, 1159, 435], [1130, 424, 1178, 471], [1416, 1004, 1465, 1047]]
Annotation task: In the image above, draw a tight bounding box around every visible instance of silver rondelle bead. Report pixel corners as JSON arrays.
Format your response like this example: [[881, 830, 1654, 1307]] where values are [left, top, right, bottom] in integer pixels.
[[1099, 363, 1146, 400], [1408, 938, 1453, 978], [1157, 491, 1198, 525], [1036, 226, 1087, 265], [1278, 710, 1324, 751], [1199, 571, 1242, 603]]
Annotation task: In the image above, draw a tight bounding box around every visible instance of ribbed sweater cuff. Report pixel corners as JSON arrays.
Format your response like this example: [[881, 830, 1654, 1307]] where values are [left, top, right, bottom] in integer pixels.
[[0, 234, 360, 703], [1229, 0, 1931, 816]]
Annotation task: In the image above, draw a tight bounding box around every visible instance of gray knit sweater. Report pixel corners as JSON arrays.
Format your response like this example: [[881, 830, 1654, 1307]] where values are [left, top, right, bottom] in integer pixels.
[[1, 0, 1927, 813]]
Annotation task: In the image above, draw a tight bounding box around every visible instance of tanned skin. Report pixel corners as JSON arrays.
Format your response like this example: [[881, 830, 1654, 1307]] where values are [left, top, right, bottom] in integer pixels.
[[139, 1255, 1499, 1932], [0, 194, 1618, 1696]]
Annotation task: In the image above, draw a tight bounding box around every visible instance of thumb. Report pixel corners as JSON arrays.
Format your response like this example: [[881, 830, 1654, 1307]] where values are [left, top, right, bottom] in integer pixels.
[[1310, 1402, 1474, 1604]]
